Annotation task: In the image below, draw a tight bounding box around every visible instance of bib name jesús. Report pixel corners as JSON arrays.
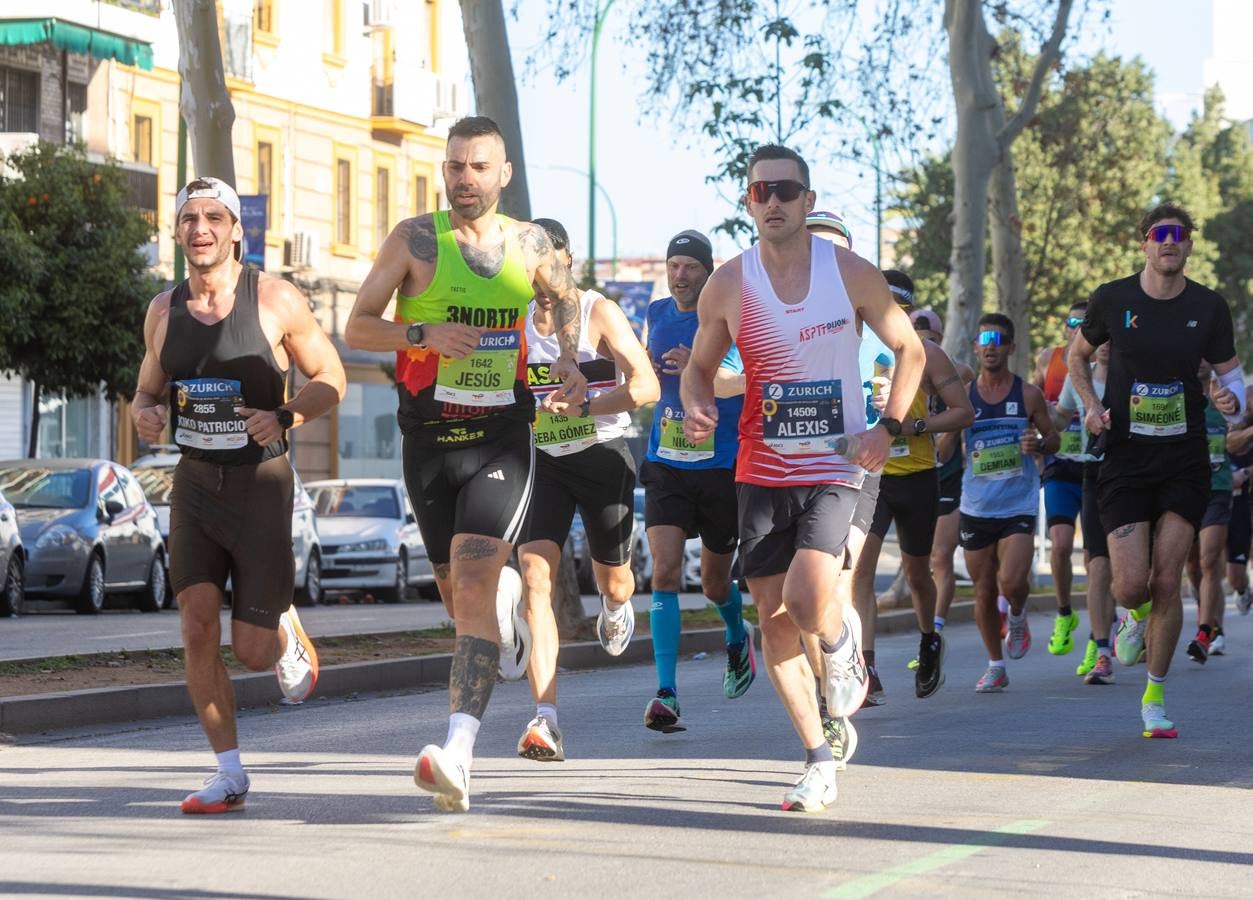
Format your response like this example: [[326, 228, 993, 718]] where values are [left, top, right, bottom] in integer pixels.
[[435, 330, 520, 406], [172, 379, 249, 452]]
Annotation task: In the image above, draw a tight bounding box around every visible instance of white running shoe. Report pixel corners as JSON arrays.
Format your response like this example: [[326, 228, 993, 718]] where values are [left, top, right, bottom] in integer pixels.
[[1209, 632, 1226, 656], [181, 769, 249, 814], [275, 605, 318, 703], [516, 715, 566, 762], [781, 764, 838, 812], [1005, 612, 1031, 659], [414, 744, 470, 812], [596, 597, 635, 657], [496, 566, 531, 681], [821, 605, 869, 718], [1237, 589, 1252, 615], [1115, 612, 1147, 667]]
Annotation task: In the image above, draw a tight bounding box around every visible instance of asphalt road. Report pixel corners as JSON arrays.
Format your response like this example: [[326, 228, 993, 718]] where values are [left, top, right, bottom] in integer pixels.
[[3, 603, 1251, 898]]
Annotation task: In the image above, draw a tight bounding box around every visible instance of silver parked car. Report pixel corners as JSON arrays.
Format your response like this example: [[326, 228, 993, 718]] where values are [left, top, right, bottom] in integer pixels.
[[0, 459, 167, 614], [305, 478, 435, 602], [0, 487, 25, 616], [131, 447, 324, 607]]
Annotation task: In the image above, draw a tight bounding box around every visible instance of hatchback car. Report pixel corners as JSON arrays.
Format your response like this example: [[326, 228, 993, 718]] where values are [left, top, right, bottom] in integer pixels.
[[0, 459, 166, 613], [0, 487, 25, 616], [305, 479, 435, 601]]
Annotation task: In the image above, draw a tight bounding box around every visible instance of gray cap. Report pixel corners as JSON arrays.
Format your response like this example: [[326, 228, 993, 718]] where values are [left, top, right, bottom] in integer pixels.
[[175, 177, 242, 261]]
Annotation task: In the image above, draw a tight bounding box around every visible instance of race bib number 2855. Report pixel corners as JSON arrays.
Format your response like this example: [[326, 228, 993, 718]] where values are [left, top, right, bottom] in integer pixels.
[[171, 379, 248, 452]]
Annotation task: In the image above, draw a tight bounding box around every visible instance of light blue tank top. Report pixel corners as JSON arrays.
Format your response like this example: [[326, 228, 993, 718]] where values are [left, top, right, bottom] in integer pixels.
[[858, 324, 892, 428], [960, 375, 1040, 518]]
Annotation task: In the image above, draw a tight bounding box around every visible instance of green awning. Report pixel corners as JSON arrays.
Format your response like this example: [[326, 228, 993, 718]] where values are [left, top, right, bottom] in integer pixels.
[[0, 18, 153, 70]]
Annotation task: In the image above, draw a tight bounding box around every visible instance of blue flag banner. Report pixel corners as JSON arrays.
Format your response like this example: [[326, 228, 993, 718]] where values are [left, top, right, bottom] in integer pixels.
[[603, 281, 655, 335], [239, 194, 267, 269]]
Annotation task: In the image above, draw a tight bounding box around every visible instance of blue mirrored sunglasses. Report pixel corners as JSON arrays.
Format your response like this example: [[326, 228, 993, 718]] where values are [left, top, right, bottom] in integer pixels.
[[1066, 316, 1084, 328], [977, 330, 1006, 347]]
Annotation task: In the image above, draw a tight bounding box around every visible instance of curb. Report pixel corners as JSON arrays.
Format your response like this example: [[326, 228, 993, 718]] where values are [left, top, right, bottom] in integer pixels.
[[0, 593, 1080, 735]]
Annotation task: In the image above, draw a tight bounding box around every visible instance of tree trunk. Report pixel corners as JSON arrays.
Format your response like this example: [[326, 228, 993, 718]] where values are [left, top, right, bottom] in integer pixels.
[[174, 0, 236, 186], [459, 0, 531, 219], [552, 553, 589, 640], [990, 154, 1032, 375], [26, 381, 40, 458]]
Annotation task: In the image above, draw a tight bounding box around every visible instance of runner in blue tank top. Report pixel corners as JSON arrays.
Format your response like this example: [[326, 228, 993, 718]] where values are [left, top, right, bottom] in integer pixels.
[[958, 314, 1059, 693]]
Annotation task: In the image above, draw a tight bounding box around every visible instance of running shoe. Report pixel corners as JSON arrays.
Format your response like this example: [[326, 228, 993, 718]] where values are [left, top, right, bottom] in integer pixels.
[[1209, 631, 1226, 655], [1084, 653, 1115, 685], [1005, 612, 1031, 659], [914, 631, 945, 699], [906, 657, 919, 670], [1237, 589, 1252, 616], [180, 770, 249, 814], [496, 566, 531, 681], [974, 665, 1008, 693], [1114, 613, 1147, 667], [1047, 611, 1079, 655], [861, 666, 886, 708], [1186, 629, 1210, 664], [644, 688, 684, 733], [275, 605, 319, 703], [723, 619, 757, 699], [414, 744, 470, 812], [596, 597, 635, 657], [822, 605, 870, 717], [781, 764, 838, 812], [516, 715, 566, 762], [824, 715, 858, 771], [1075, 638, 1098, 676], [1141, 703, 1177, 739]]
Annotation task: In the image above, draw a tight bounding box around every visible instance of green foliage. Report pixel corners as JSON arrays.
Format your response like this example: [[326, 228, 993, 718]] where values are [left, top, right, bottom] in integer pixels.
[[0, 142, 157, 403]]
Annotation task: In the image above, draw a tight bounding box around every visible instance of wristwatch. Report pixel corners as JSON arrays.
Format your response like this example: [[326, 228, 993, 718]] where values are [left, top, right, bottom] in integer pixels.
[[912, 417, 928, 435], [579, 398, 592, 418], [879, 417, 903, 437], [406, 321, 427, 348], [275, 407, 295, 430]]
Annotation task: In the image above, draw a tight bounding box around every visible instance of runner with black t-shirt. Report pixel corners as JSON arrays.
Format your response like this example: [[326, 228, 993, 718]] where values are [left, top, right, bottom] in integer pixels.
[[1069, 203, 1246, 740]]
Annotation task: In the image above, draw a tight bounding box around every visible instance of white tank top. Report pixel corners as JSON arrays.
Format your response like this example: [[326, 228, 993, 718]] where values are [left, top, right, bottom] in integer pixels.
[[525, 289, 628, 456], [736, 237, 867, 487]]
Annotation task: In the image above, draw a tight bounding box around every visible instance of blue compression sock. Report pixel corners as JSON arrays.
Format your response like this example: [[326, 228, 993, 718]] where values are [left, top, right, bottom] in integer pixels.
[[650, 590, 681, 692], [713, 582, 747, 645]]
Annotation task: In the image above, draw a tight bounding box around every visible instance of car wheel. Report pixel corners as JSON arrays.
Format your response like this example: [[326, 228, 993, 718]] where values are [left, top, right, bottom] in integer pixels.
[[296, 551, 322, 607], [379, 551, 407, 603], [136, 554, 166, 613], [417, 582, 442, 602], [631, 553, 649, 595], [76, 554, 106, 615], [0, 553, 24, 617]]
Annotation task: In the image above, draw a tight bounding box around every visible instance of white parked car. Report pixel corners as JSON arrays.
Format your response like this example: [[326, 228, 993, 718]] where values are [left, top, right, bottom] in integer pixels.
[[131, 447, 323, 606], [305, 479, 436, 602], [0, 487, 26, 616]]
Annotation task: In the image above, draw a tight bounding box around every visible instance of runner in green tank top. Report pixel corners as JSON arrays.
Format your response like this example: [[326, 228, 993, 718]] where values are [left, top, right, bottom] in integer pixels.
[[345, 117, 587, 814]]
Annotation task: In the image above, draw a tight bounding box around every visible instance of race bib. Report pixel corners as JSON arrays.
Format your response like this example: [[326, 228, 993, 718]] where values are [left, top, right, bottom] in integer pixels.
[[1208, 425, 1228, 469], [970, 431, 1023, 480], [888, 436, 911, 458], [434, 330, 520, 406], [1129, 380, 1185, 438], [171, 378, 249, 452], [535, 410, 598, 457], [760, 380, 846, 457], [657, 406, 714, 462], [1057, 417, 1084, 459]]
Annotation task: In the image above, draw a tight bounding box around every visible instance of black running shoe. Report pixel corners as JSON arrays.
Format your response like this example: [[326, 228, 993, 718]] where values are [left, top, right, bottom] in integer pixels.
[[861, 666, 886, 708], [914, 631, 946, 698]]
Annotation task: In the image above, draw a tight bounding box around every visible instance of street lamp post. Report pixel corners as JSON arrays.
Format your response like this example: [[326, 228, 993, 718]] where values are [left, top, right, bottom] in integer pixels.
[[587, 0, 615, 284]]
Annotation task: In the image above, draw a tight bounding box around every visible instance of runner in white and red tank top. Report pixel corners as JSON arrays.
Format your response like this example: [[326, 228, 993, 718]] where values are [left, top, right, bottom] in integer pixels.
[[680, 144, 925, 813]]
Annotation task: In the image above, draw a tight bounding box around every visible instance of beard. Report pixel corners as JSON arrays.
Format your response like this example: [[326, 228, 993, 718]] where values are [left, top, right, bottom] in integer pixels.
[[184, 239, 233, 272], [1151, 254, 1186, 278], [450, 185, 499, 222]]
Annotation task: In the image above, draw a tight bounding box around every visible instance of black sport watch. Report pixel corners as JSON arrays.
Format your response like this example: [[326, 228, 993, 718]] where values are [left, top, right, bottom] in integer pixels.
[[912, 417, 928, 435], [275, 407, 295, 430], [879, 417, 903, 437], [406, 321, 427, 348]]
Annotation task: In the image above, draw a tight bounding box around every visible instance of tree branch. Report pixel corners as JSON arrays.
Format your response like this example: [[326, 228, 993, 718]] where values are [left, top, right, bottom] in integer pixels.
[[998, 0, 1074, 148]]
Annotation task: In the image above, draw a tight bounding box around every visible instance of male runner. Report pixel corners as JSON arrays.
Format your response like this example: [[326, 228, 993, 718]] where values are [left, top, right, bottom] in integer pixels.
[[1226, 398, 1253, 616], [683, 144, 925, 811], [515, 218, 659, 761], [1055, 342, 1115, 683], [1034, 302, 1089, 658], [1069, 203, 1245, 739], [804, 210, 853, 250], [852, 272, 973, 704], [345, 117, 586, 811], [960, 314, 1060, 693], [638, 228, 754, 733], [132, 177, 346, 813]]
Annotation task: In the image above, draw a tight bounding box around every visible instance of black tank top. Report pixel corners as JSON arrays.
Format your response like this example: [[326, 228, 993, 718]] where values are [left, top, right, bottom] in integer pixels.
[[159, 266, 288, 465]]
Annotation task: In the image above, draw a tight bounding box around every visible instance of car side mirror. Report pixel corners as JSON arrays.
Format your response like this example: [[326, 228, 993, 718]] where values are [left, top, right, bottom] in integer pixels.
[[105, 499, 124, 520], [405, 512, 416, 525]]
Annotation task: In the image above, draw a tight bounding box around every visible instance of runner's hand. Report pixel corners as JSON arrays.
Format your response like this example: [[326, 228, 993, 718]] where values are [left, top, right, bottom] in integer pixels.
[[1020, 428, 1043, 455], [238, 407, 282, 446], [1084, 406, 1109, 436], [422, 322, 483, 359], [870, 376, 891, 413], [134, 404, 167, 443], [851, 425, 892, 471], [1214, 386, 1239, 417], [661, 344, 691, 375], [684, 402, 718, 445], [542, 357, 587, 413]]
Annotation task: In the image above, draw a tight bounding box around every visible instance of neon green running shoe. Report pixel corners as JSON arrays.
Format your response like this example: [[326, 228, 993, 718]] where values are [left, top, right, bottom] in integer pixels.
[[1048, 612, 1080, 655], [906, 657, 919, 670], [1075, 638, 1098, 675]]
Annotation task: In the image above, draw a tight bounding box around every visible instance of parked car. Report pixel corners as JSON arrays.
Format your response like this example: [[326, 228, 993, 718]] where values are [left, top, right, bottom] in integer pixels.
[[0, 459, 166, 613], [305, 479, 435, 601], [631, 488, 652, 593], [0, 487, 25, 616], [131, 447, 324, 607]]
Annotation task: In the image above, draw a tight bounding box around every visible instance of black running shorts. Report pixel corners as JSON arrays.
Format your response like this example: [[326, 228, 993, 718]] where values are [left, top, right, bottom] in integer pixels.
[[402, 421, 534, 565], [868, 468, 940, 557], [1229, 491, 1251, 564], [520, 437, 636, 566], [936, 469, 962, 518], [639, 460, 737, 554], [958, 513, 1035, 552], [850, 473, 880, 535], [737, 482, 858, 579], [1081, 462, 1107, 560], [1201, 490, 1232, 530], [1097, 438, 1209, 533]]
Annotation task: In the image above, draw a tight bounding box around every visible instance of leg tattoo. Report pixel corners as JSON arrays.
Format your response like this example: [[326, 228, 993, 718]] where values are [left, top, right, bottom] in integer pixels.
[[449, 636, 499, 719], [454, 537, 499, 562]]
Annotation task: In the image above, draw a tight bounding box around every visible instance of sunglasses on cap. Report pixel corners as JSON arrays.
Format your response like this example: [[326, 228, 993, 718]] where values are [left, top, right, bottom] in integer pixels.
[[976, 330, 1006, 347], [1145, 224, 1191, 243], [747, 180, 808, 204], [1065, 316, 1084, 328]]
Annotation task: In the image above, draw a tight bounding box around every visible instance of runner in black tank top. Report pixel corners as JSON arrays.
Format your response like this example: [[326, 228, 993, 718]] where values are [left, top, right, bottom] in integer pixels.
[[131, 177, 345, 815]]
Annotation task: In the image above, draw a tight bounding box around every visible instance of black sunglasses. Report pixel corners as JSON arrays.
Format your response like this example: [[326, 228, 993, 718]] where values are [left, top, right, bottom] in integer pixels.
[[747, 180, 807, 204]]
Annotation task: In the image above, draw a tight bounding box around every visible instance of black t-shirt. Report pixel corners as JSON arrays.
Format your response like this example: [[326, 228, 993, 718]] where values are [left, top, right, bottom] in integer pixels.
[[1081, 274, 1235, 449]]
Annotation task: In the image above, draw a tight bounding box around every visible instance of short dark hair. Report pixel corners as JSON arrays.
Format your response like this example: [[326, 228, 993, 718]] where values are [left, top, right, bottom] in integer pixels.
[[1069, 300, 1088, 314], [978, 312, 1015, 343], [882, 269, 916, 307], [1139, 203, 1195, 239], [447, 116, 504, 143], [747, 144, 810, 187], [531, 218, 569, 253]]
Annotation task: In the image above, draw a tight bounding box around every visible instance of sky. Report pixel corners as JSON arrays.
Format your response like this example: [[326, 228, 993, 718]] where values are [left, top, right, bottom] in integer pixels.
[[506, 0, 1249, 264]]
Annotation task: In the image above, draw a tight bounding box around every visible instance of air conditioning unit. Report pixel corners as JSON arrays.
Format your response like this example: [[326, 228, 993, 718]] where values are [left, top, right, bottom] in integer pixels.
[[286, 231, 320, 270], [366, 0, 395, 27]]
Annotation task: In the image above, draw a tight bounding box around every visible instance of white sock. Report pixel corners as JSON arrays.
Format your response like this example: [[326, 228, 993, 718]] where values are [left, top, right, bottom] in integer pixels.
[[215, 748, 243, 773], [444, 712, 481, 767], [602, 594, 627, 621], [536, 703, 558, 726], [988, 659, 1006, 669], [997, 595, 1010, 614], [933, 616, 946, 631]]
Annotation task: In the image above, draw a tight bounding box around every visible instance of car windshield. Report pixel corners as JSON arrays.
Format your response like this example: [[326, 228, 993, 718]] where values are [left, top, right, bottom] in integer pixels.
[[309, 485, 399, 519], [0, 466, 92, 509], [131, 466, 175, 505]]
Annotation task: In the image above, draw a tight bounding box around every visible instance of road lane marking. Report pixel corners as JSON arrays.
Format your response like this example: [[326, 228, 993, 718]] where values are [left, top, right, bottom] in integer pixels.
[[822, 818, 1050, 898]]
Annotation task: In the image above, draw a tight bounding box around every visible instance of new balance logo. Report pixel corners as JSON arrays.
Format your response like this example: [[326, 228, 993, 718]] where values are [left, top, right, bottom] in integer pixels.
[[1187, 320, 1198, 328], [487, 469, 505, 481]]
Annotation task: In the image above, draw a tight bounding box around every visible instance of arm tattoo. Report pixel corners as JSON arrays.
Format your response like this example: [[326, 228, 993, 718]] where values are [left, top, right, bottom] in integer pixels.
[[453, 536, 499, 561], [405, 215, 437, 263], [448, 636, 499, 719], [933, 374, 960, 392], [456, 240, 505, 279], [521, 224, 582, 357]]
